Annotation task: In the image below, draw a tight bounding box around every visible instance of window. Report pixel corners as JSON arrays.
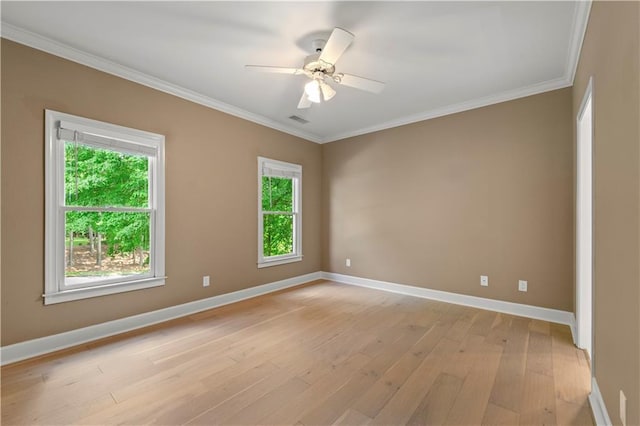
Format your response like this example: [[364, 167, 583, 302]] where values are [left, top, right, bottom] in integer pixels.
[[258, 157, 302, 268], [44, 110, 165, 304]]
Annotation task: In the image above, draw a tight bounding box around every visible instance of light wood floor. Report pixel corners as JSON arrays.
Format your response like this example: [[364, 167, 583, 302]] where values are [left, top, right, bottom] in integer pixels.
[[1, 280, 593, 425]]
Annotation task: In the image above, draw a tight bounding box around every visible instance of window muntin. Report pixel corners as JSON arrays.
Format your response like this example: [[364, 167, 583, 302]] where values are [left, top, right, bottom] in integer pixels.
[[258, 157, 302, 267], [45, 110, 165, 304]]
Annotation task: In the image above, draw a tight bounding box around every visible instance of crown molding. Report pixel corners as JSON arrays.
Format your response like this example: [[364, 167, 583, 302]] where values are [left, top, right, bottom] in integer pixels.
[[323, 77, 572, 143], [0, 23, 323, 144], [565, 0, 593, 84]]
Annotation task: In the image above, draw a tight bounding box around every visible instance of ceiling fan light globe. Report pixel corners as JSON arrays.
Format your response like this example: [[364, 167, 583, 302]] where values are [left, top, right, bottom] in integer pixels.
[[320, 81, 336, 101], [304, 80, 322, 103]]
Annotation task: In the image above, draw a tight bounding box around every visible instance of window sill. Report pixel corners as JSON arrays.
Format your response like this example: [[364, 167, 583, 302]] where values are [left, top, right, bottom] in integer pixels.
[[257, 255, 303, 269], [43, 277, 166, 305]]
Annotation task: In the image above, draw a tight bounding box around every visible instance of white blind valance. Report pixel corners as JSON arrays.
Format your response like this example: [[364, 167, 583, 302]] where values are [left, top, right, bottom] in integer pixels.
[[261, 159, 302, 179], [57, 122, 158, 157]]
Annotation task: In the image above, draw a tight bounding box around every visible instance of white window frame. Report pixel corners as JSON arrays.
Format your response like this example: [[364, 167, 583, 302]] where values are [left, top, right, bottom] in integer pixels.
[[257, 157, 302, 268], [44, 110, 166, 304]]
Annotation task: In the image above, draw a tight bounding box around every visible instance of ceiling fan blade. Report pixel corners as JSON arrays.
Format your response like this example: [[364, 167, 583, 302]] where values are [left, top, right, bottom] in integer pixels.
[[337, 73, 385, 94], [297, 91, 312, 109], [318, 27, 354, 65], [245, 65, 304, 75]]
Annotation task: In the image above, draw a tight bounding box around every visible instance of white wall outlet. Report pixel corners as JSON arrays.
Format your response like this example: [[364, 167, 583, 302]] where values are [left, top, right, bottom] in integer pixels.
[[480, 275, 489, 287], [346, 258, 351, 267], [518, 280, 528, 292], [620, 390, 627, 426], [203, 276, 210, 287]]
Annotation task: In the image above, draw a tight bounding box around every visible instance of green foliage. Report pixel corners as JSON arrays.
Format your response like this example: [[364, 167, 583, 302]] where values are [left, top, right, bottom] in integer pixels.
[[64, 142, 150, 259], [65, 211, 150, 255], [263, 214, 293, 256], [262, 176, 294, 257], [262, 177, 292, 212], [65, 142, 148, 207]]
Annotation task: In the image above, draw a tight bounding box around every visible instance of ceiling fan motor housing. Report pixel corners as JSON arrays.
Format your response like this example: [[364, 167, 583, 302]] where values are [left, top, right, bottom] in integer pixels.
[[303, 53, 335, 76]]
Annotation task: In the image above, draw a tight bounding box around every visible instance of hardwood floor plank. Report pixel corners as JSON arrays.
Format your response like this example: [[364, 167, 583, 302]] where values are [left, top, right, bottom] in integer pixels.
[[555, 398, 595, 425], [353, 321, 453, 419], [440, 332, 484, 380], [79, 379, 208, 425], [551, 324, 591, 404], [468, 309, 498, 337], [519, 370, 557, 425], [370, 337, 461, 425], [185, 365, 294, 424], [261, 352, 372, 425], [154, 361, 279, 425], [527, 330, 554, 377], [222, 376, 309, 425], [2, 391, 115, 425], [482, 402, 520, 425], [359, 318, 407, 358], [407, 372, 463, 425], [488, 317, 530, 412], [299, 369, 380, 425], [110, 355, 236, 403], [484, 313, 513, 346], [529, 319, 551, 335], [443, 340, 504, 425], [333, 408, 372, 425]]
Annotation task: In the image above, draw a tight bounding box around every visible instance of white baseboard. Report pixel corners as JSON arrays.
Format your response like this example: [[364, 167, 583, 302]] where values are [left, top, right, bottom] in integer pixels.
[[1, 270, 577, 366], [589, 377, 613, 426], [322, 272, 576, 329], [0, 272, 322, 366]]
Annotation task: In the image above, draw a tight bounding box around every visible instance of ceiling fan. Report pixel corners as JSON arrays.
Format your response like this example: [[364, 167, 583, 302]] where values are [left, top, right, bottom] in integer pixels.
[[245, 27, 385, 109]]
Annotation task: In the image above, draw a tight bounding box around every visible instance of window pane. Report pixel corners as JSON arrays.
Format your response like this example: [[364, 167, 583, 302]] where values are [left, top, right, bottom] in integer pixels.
[[263, 214, 293, 257], [64, 142, 149, 208], [261, 176, 293, 212], [65, 211, 151, 285]]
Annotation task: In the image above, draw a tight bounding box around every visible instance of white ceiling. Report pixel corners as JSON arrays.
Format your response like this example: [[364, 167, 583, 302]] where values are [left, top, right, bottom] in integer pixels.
[[1, 1, 590, 143]]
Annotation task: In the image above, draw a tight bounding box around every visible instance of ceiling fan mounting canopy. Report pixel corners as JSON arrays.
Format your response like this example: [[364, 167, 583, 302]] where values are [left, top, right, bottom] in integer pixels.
[[311, 39, 326, 53], [245, 27, 385, 109]]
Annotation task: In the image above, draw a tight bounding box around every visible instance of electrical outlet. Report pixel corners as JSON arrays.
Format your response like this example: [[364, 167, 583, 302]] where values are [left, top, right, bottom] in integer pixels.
[[346, 258, 351, 267], [518, 280, 527, 292], [480, 275, 489, 287], [203, 276, 210, 287], [620, 390, 627, 426]]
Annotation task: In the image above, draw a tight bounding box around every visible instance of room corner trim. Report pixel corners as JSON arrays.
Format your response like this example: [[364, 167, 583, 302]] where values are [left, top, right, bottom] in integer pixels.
[[0, 272, 322, 366], [589, 377, 613, 426], [322, 271, 576, 328]]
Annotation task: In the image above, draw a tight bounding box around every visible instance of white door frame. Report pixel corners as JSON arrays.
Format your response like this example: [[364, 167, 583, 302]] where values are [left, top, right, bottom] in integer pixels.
[[576, 77, 594, 364]]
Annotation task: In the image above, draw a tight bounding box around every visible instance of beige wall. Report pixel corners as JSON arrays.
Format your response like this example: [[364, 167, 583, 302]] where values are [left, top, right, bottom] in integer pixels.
[[0, 40, 323, 346], [322, 88, 574, 312], [573, 2, 640, 425]]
